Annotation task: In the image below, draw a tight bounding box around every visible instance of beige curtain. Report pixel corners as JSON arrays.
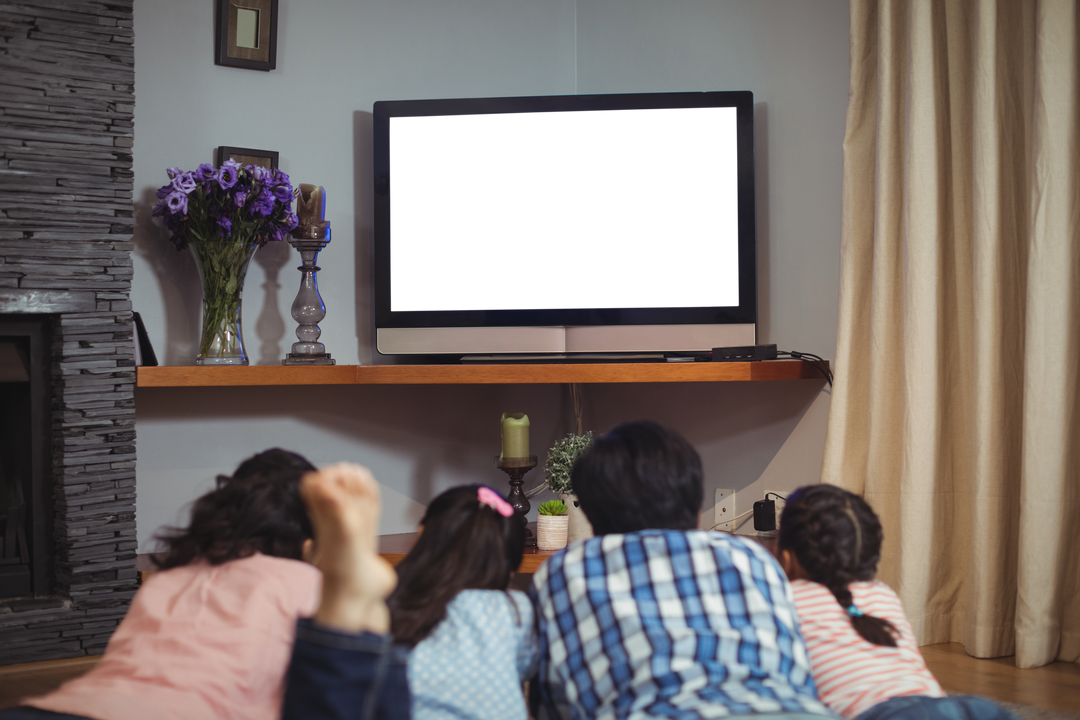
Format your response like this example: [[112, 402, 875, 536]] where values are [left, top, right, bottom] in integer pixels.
[[822, 0, 1079, 669]]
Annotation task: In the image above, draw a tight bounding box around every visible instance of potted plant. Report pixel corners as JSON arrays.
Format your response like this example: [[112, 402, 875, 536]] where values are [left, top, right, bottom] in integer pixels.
[[536, 500, 569, 551], [543, 431, 595, 543]]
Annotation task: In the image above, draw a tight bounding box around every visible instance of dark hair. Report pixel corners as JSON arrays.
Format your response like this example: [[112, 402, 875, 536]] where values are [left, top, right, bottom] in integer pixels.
[[388, 485, 525, 647], [152, 448, 316, 570], [778, 484, 898, 647], [572, 421, 703, 535]]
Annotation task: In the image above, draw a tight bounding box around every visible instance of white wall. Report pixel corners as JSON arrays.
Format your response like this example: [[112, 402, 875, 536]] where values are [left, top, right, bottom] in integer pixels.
[[132, 0, 848, 549]]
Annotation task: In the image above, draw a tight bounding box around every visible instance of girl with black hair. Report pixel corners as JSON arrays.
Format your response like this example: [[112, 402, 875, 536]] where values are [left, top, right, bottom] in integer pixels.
[[11, 448, 321, 720], [779, 484, 1018, 720], [388, 485, 537, 720]]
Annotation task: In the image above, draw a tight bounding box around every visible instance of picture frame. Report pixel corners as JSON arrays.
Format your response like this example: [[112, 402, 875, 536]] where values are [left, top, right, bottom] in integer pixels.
[[216, 146, 279, 170], [215, 0, 278, 71]]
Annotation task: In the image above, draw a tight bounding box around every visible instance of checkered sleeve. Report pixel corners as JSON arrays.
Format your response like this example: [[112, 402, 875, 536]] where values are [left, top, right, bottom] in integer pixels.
[[532, 530, 830, 720]]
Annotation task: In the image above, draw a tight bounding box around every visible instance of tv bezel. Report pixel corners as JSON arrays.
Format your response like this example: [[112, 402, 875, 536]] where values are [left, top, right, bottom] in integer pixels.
[[372, 91, 757, 354]]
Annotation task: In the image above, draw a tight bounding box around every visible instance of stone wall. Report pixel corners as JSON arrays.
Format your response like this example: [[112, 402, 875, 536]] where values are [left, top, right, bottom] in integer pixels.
[[0, 0, 137, 664]]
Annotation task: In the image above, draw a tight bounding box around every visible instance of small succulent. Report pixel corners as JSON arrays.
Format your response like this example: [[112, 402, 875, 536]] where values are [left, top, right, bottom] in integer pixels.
[[544, 431, 595, 496], [538, 499, 568, 516]]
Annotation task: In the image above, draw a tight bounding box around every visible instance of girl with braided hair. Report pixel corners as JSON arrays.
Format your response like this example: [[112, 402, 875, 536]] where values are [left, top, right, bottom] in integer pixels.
[[778, 485, 1017, 720]]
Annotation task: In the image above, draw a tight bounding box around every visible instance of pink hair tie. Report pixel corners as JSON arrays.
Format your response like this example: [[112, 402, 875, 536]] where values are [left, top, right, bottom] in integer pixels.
[[478, 487, 514, 517]]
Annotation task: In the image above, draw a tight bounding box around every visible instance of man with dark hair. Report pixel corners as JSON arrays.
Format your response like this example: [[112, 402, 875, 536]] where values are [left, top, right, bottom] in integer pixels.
[[530, 421, 831, 720]]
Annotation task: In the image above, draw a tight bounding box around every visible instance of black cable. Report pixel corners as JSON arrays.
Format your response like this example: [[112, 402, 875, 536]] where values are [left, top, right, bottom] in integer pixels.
[[777, 350, 833, 387], [764, 492, 787, 501]]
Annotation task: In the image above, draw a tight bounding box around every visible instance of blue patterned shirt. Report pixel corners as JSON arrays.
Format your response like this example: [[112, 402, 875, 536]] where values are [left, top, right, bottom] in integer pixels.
[[408, 589, 538, 720], [530, 530, 831, 719]]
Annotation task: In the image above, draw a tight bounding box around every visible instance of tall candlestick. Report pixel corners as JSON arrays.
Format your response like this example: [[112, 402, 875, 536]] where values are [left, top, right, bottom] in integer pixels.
[[500, 412, 530, 459], [284, 183, 334, 365]]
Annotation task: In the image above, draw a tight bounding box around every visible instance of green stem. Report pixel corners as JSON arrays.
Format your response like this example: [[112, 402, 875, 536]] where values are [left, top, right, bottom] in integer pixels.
[[190, 238, 257, 361]]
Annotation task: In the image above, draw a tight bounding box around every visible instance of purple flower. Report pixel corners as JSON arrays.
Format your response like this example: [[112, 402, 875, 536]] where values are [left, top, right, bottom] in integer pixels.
[[252, 165, 271, 184], [165, 191, 188, 215], [172, 172, 197, 194], [155, 162, 302, 251], [250, 188, 275, 217], [272, 184, 293, 203], [216, 164, 238, 190]]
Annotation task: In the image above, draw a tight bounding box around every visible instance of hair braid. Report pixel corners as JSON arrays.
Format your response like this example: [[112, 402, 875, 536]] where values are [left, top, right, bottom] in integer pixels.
[[779, 485, 898, 647]]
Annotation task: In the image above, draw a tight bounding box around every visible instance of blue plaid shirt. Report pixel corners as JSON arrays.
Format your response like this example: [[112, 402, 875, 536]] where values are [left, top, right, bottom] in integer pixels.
[[530, 530, 831, 719]]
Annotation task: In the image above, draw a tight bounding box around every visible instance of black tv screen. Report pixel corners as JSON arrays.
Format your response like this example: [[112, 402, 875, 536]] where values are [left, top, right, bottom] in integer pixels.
[[373, 91, 756, 358]]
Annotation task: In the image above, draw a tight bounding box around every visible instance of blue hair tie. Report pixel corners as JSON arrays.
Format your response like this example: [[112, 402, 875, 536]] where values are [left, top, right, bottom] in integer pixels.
[[847, 604, 863, 618]]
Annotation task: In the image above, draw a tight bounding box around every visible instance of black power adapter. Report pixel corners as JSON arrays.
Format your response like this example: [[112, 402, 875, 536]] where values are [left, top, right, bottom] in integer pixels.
[[753, 499, 776, 531]]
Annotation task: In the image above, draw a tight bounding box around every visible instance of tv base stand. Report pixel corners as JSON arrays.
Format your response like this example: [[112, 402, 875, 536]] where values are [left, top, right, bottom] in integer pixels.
[[460, 353, 665, 364]]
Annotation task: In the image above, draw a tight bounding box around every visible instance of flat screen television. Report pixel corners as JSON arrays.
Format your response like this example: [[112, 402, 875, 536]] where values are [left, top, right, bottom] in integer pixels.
[[373, 91, 756, 360]]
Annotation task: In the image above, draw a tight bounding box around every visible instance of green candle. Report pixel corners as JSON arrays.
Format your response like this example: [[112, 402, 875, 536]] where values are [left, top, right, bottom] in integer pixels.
[[500, 412, 530, 459]]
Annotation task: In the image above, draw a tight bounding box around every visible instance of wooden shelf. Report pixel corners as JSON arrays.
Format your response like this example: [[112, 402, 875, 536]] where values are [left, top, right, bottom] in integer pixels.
[[378, 532, 551, 574], [136, 360, 825, 387]]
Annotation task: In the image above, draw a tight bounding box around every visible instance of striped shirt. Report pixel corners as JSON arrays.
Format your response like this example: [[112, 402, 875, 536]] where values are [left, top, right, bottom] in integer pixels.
[[790, 579, 944, 719], [531, 530, 832, 719]]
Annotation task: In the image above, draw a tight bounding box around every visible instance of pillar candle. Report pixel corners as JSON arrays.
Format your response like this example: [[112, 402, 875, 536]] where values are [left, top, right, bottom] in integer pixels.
[[500, 412, 530, 459]]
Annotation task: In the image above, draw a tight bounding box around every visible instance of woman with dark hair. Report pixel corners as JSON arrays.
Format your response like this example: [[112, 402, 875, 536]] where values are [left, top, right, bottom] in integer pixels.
[[9, 448, 321, 720], [387, 484, 536, 720], [778, 484, 1018, 720]]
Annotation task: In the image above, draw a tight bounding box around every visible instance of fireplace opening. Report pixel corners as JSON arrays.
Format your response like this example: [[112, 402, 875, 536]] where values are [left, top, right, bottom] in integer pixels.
[[0, 317, 53, 599]]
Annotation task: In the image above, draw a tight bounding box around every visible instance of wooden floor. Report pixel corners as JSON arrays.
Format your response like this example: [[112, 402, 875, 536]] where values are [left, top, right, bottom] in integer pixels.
[[921, 643, 1080, 714], [0, 643, 1077, 713], [0, 655, 100, 710]]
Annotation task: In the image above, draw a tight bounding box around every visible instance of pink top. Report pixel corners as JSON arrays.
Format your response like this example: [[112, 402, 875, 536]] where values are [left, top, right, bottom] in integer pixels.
[[28, 553, 320, 720], [791, 579, 944, 719]]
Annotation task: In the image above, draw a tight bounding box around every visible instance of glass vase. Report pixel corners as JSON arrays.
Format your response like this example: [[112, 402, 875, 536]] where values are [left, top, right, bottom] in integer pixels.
[[189, 238, 258, 365]]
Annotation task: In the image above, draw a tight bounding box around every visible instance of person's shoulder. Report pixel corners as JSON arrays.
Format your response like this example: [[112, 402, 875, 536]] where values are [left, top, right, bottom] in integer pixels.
[[789, 578, 839, 610], [238, 552, 320, 583], [225, 553, 321, 610], [680, 530, 778, 563], [451, 588, 529, 608], [449, 589, 535, 623], [543, 533, 624, 572], [851, 579, 904, 612], [699, 530, 768, 551]]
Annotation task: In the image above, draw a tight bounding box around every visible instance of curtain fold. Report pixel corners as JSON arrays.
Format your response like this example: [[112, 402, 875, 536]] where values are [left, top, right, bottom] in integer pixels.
[[822, 0, 1079, 669]]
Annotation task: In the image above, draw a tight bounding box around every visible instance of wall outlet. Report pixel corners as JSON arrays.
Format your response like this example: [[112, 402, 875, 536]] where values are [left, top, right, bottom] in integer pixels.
[[714, 488, 735, 532]]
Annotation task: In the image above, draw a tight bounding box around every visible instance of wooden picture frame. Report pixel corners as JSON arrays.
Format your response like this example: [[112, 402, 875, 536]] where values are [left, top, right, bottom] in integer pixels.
[[216, 146, 279, 170], [215, 0, 278, 71]]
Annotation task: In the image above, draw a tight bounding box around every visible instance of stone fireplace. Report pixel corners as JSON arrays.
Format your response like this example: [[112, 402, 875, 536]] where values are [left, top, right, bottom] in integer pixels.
[[0, 1, 138, 664]]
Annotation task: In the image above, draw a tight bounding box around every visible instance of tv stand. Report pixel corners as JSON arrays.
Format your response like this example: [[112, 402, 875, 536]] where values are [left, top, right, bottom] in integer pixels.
[[135, 360, 826, 387]]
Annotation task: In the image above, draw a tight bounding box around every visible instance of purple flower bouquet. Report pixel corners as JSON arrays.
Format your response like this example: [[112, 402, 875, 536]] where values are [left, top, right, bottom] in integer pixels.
[[152, 161, 298, 365]]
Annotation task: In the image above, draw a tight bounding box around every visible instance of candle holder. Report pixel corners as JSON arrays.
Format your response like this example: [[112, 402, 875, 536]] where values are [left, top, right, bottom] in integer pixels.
[[283, 232, 335, 365], [496, 455, 537, 548]]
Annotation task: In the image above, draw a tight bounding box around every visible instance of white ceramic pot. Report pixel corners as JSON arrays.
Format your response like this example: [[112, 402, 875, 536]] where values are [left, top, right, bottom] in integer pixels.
[[536, 514, 569, 551], [559, 493, 594, 544]]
